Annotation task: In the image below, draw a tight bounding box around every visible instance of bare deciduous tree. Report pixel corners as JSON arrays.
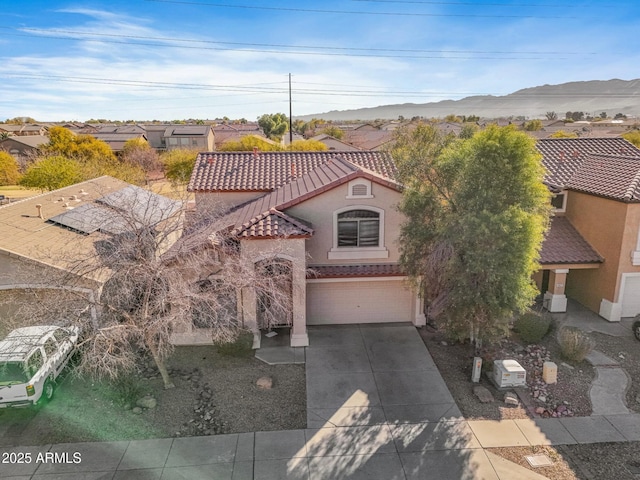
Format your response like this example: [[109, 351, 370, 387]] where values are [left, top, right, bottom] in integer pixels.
[[7, 183, 298, 388]]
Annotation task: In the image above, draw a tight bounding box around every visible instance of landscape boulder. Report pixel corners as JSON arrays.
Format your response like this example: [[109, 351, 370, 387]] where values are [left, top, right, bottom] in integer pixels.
[[256, 376, 273, 390], [473, 385, 494, 403], [136, 395, 157, 409]]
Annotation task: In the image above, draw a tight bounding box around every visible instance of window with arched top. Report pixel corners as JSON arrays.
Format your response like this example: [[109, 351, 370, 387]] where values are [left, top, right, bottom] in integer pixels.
[[337, 209, 380, 247], [329, 206, 388, 259]]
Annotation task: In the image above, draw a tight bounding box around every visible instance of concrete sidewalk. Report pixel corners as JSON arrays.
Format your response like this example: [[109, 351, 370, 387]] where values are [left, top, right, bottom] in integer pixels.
[[4, 414, 640, 479], [4, 321, 640, 479]]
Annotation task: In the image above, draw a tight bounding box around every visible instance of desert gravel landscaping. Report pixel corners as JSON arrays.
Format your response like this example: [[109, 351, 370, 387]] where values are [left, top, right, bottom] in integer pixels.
[[0, 344, 305, 447]]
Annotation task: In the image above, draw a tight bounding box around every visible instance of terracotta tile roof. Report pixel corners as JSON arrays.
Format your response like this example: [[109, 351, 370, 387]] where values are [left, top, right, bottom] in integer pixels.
[[565, 153, 640, 202], [188, 151, 398, 192], [307, 263, 405, 278], [233, 209, 313, 239], [540, 216, 602, 265], [217, 155, 400, 240], [536, 137, 640, 189]]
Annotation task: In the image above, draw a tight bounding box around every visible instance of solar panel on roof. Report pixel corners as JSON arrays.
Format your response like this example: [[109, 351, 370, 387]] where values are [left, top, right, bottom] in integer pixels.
[[97, 186, 182, 226], [48, 203, 114, 234]]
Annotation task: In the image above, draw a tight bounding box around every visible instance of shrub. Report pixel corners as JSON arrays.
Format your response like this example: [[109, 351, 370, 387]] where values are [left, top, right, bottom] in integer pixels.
[[558, 326, 595, 363], [514, 312, 552, 343], [112, 375, 145, 406], [215, 331, 254, 357]]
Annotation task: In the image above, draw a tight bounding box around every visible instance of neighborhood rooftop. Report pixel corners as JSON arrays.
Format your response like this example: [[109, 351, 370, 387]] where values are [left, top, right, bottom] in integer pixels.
[[188, 151, 398, 192], [536, 137, 640, 189]]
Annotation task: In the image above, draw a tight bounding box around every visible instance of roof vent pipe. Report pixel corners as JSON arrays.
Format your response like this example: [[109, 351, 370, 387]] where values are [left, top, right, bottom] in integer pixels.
[[36, 204, 43, 219], [253, 147, 259, 158]]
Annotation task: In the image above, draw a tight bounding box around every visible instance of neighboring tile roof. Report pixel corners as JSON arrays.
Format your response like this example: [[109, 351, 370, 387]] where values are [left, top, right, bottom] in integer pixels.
[[233, 209, 313, 239], [536, 137, 640, 189], [188, 151, 398, 192], [539, 216, 602, 265], [565, 154, 640, 202], [307, 263, 405, 278]]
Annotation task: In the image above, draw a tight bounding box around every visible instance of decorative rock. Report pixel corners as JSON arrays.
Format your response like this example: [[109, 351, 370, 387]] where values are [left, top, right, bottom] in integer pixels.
[[257, 376, 273, 390], [136, 395, 157, 409], [535, 406, 545, 415], [504, 392, 519, 406], [132, 407, 143, 414], [473, 385, 494, 403], [538, 395, 546, 403]]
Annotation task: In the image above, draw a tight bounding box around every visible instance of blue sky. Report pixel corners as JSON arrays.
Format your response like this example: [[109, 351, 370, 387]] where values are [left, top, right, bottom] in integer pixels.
[[2, 1, 638, 121]]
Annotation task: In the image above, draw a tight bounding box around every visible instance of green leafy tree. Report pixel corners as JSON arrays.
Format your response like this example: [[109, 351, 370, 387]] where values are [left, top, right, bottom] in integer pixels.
[[550, 130, 578, 138], [623, 131, 640, 148], [394, 124, 550, 349], [459, 124, 479, 139], [319, 126, 344, 140], [615, 113, 628, 120], [0, 151, 21, 185], [524, 119, 543, 131], [220, 136, 282, 152], [162, 148, 200, 184], [257, 113, 289, 140], [19, 156, 83, 191], [43, 126, 144, 184], [287, 139, 328, 151]]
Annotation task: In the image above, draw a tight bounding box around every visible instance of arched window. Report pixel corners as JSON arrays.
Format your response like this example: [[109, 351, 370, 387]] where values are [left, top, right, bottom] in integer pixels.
[[337, 209, 380, 247]]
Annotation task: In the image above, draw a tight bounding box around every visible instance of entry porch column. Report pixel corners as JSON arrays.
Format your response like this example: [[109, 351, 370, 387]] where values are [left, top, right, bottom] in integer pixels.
[[543, 268, 569, 313]]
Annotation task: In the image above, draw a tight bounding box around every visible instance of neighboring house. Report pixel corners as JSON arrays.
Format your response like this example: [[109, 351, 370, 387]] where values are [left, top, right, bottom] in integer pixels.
[[213, 123, 265, 149], [164, 125, 215, 151], [91, 134, 148, 153], [310, 134, 360, 151], [343, 128, 394, 151], [186, 151, 426, 347], [534, 137, 640, 321], [0, 135, 49, 165], [0, 124, 47, 136], [0, 177, 182, 318], [143, 124, 171, 150]]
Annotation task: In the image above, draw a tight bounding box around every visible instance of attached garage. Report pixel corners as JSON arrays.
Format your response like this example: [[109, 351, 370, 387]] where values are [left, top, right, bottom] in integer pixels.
[[306, 279, 415, 325], [621, 274, 640, 318]]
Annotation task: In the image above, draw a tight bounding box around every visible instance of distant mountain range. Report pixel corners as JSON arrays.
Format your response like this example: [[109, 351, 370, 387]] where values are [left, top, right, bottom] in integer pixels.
[[296, 79, 640, 121]]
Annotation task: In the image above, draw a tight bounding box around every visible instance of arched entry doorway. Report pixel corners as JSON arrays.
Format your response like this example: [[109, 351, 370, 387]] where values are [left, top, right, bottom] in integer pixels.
[[255, 258, 293, 330]]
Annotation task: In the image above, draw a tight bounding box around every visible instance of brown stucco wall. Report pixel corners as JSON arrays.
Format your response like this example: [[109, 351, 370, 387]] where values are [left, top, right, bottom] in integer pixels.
[[564, 191, 628, 312]]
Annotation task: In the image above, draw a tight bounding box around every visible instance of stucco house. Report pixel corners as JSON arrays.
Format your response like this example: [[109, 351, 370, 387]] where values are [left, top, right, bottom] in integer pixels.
[[187, 151, 426, 347], [535, 137, 640, 321], [0, 177, 182, 320]]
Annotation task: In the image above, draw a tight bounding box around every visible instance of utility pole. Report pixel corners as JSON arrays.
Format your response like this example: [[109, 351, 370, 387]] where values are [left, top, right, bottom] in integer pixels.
[[289, 73, 293, 144]]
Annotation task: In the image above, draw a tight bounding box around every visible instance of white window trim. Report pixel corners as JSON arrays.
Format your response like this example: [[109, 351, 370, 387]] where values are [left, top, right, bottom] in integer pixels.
[[328, 205, 388, 260], [346, 179, 374, 199], [552, 190, 567, 213]]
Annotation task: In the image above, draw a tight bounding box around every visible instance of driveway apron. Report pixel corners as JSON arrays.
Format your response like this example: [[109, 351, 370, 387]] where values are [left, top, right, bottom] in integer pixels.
[[305, 324, 462, 428]]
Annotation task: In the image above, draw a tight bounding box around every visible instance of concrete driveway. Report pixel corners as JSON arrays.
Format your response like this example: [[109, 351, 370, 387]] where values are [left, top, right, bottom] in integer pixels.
[[305, 323, 462, 429]]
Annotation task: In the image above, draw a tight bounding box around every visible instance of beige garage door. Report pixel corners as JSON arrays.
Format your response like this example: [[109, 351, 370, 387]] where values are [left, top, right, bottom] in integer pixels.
[[306, 280, 414, 325], [621, 275, 640, 318]]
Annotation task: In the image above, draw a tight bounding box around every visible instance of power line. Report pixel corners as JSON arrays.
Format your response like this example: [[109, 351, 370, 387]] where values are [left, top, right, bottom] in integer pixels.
[[143, 0, 576, 18], [3, 73, 639, 100], [1, 30, 591, 60], [351, 0, 599, 8], [7, 27, 593, 56]]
